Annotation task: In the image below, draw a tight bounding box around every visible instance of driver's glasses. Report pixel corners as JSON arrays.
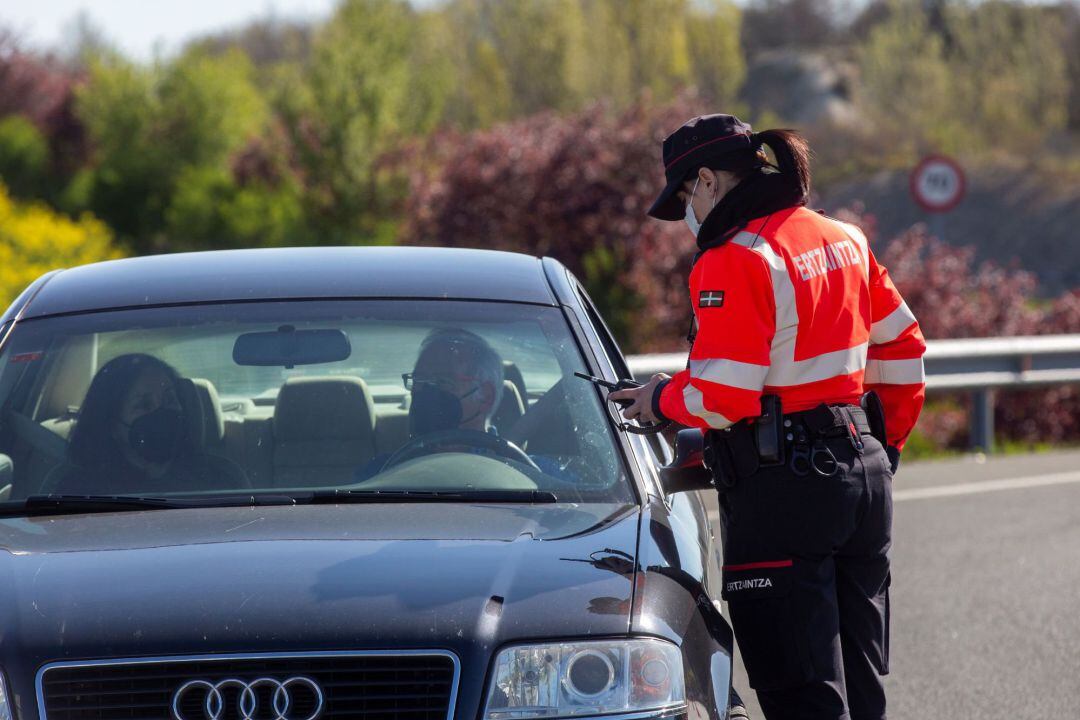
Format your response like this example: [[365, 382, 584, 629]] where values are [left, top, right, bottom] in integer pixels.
[[402, 372, 479, 392]]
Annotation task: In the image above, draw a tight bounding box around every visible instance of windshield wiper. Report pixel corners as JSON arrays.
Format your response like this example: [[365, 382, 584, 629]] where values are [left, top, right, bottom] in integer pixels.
[[310, 489, 559, 504], [0, 489, 559, 517], [2, 494, 300, 517]]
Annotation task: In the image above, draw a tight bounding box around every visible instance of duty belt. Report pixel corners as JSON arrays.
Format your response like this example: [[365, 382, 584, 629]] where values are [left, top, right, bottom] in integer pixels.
[[703, 403, 874, 487]]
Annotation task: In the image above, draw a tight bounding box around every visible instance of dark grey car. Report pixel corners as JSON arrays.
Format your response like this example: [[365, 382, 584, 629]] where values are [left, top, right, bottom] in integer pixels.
[[0, 247, 733, 720]]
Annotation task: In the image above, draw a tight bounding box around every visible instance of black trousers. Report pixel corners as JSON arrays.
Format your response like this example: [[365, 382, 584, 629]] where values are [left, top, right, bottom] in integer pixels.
[[717, 433, 893, 720]]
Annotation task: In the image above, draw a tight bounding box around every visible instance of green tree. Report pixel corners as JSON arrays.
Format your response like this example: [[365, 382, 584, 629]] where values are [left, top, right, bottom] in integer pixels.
[[945, 1, 1068, 153], [481, 0, 582, 114], [856, 0, 1069, 157], [685, 0, 746, 107], [563, 0, 634, 105], [564, 0, 714, 108], [400, 11, 454, 140], [0, 115, 49, 199], [302, 0, 426, 238], [158, 51, 268, 169], [421, 0, 743, 130], [427, 0, 514, 129], [612, 0, 696, 102], [75, 49, 266, 251], [165, 166, 306, 250], [74, 54, 163, 242], [856, 0, 959, 155]]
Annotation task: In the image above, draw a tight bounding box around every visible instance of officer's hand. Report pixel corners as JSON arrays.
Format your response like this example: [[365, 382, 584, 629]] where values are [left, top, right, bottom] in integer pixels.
[[608, 373, 669, 425]]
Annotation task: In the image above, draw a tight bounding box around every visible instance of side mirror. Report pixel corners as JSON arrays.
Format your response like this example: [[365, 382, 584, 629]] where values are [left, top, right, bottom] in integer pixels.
[[659, 429, 715, 494]]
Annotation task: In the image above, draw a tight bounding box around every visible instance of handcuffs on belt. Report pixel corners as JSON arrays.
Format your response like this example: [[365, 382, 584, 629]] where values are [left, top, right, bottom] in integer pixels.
[[789, 436, 840, 477], [788, 405, 869, 477]]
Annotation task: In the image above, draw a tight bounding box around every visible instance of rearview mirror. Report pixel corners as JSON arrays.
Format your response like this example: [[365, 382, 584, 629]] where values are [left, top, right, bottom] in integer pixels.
[[233, 325, 351, 368], [659, 429, 715, 494]]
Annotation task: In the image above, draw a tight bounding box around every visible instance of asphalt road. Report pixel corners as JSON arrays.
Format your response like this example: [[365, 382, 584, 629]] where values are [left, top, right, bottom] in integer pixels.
[[705, 449, 1080, 720]]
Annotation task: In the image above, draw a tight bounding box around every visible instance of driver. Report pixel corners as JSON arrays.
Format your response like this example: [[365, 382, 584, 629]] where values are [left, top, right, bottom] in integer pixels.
[[405, 328, 504, 438], [354, 328, 506, 480]]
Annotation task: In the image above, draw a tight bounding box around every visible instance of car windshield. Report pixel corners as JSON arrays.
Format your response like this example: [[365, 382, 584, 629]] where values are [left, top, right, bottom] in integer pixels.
[[0, 300, 633, 509]]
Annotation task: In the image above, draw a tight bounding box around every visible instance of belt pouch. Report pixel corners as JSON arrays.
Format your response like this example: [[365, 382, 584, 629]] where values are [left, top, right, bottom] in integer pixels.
[[707, 428, 760, 488], [729, 423, 762, 479], [860, 391, 889, 447], [799, 404, 840, 438], [755, 394, 785, 465], [706, 432, 739, 489]]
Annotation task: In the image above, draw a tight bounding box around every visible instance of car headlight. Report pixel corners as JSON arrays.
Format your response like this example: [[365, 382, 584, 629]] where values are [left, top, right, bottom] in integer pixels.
[[483, 639, 685, 719], [0, 670, 12, 720]]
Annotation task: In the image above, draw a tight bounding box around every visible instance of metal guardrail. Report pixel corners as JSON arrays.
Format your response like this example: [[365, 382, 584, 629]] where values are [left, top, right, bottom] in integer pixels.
[[627, 334, 1080, 452]]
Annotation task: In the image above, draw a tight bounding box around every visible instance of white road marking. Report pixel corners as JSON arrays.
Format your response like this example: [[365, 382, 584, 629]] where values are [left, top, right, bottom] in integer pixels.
[[893, 470, 1080, 502]]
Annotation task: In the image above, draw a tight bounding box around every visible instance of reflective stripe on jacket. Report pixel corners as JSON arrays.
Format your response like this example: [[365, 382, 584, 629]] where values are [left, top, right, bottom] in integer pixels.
[[657, 206, 926, 450]]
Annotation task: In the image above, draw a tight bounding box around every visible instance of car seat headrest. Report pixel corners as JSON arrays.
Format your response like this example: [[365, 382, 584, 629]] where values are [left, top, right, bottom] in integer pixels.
[[492, 380, 525, 434], [176, 377, 225, 451], [274, 376, 376, 442], [502, 361, 527, 404]]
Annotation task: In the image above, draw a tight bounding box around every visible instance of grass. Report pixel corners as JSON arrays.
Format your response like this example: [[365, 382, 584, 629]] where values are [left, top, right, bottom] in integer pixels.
[[901, 433, 1080, 462]]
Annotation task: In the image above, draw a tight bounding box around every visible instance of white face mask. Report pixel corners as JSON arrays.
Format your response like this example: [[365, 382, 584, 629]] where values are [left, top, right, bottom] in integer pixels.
[[684, 177, 714, 237]]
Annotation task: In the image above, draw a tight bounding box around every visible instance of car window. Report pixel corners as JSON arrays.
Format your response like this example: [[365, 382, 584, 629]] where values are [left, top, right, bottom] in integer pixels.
[[575, 285, 672, 464], [0, 300, 632, 506], [575, 285, 630, 375]]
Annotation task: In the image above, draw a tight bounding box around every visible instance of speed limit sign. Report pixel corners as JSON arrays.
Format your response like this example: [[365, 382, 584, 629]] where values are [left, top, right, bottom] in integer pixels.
[[910, 155, 966, 213]]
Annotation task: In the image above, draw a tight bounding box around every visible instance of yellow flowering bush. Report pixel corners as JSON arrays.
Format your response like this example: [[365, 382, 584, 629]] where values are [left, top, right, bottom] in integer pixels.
[[0, 183, 124, 310]]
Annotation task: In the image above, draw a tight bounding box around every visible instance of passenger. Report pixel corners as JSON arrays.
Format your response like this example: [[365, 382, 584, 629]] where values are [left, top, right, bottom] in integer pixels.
[[49, 353, 246, 495]]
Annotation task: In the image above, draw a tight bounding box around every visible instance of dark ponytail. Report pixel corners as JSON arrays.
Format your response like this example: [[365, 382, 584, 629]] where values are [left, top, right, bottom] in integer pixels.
[[752, 128, 812, 201], [686, 124, 812, 244]]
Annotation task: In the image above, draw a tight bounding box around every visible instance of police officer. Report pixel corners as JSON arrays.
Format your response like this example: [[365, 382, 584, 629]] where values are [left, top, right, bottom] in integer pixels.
[[610, 114, 927, 720]]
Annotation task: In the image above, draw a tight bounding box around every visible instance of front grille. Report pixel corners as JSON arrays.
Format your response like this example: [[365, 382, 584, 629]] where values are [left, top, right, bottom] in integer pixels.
[[38, 652, 458, 720]]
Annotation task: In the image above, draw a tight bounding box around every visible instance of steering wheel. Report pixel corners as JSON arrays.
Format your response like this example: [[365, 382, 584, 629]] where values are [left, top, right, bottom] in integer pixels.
[[379, 428, 541, 473]]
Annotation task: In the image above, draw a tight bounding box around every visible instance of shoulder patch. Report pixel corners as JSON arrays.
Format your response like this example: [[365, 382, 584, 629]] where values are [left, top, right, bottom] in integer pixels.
[[698, 290, 725, 308]]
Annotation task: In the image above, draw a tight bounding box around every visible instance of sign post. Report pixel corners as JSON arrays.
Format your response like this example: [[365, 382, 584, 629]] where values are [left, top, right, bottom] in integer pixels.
[[910, 155, 966, 241], [910, 155, 984, 445]]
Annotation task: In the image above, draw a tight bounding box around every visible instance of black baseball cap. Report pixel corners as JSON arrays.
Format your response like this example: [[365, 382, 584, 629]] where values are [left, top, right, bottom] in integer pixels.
[[647, 113, 754, 221]]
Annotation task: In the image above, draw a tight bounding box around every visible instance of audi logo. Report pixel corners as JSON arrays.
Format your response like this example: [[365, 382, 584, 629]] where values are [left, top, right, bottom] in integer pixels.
[[171, 677, 325, 720]]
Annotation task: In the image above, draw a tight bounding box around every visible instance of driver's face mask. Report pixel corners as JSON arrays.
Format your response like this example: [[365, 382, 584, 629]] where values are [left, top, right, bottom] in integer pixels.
[[408, 382, 481, 437], [123, 406, 185, 465]]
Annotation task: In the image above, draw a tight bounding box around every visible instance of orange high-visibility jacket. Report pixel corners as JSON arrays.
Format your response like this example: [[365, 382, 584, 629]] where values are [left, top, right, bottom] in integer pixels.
[[657, 206, 926, 450]]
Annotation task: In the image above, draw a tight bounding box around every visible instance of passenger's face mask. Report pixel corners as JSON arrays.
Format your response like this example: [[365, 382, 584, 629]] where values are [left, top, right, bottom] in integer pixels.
[[125, 406, 185, 464], [408, 382, 481, 437]]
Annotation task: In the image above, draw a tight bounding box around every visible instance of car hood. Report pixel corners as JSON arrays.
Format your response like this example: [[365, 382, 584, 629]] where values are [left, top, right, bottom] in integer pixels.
[[0, 502, 640, 664]]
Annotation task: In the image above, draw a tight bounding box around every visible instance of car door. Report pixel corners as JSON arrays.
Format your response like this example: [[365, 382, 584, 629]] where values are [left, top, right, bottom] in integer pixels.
[[568, 270, 725, 605]]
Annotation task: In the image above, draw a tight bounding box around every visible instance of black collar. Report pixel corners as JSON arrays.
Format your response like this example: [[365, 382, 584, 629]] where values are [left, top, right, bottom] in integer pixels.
[[694, 171, 806, 255]]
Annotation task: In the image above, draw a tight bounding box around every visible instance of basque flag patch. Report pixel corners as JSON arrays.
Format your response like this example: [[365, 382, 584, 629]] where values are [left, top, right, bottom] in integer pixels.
[[699, 290, 725, 308]]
